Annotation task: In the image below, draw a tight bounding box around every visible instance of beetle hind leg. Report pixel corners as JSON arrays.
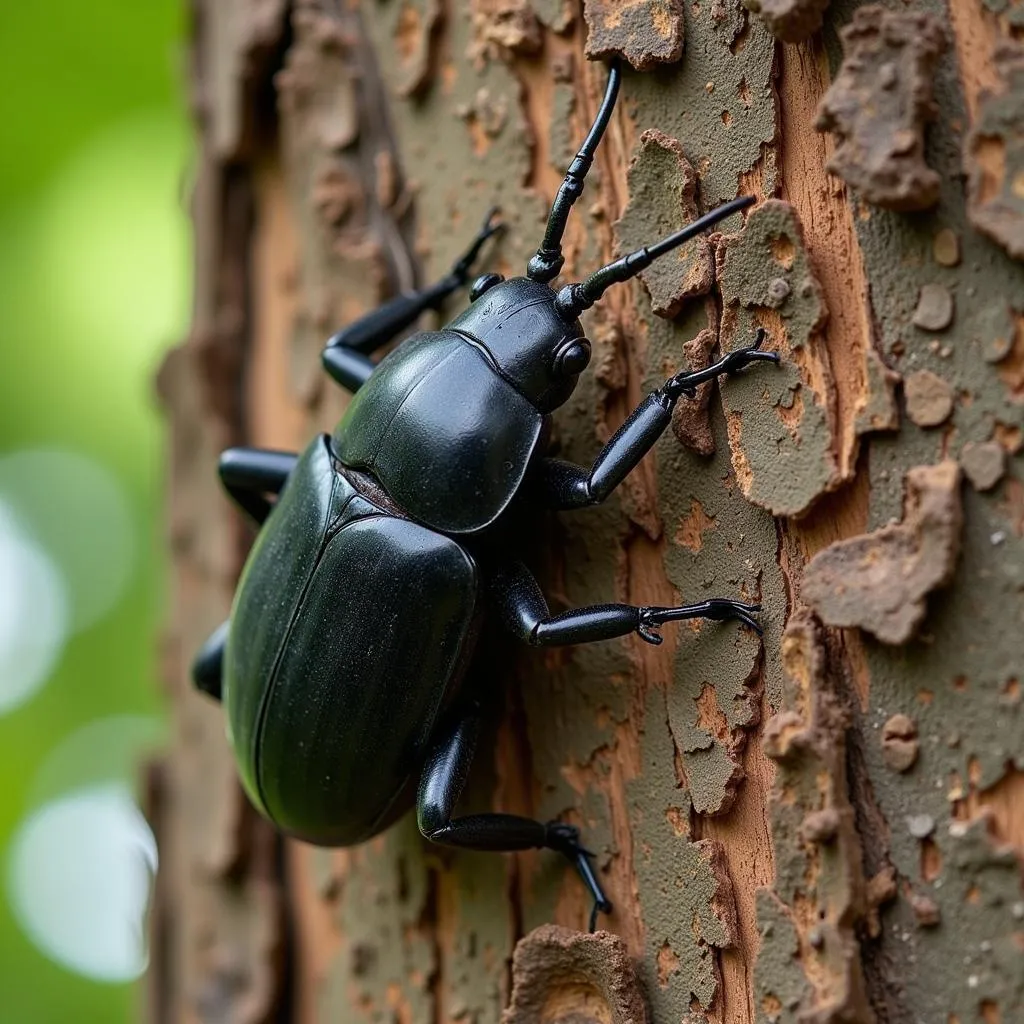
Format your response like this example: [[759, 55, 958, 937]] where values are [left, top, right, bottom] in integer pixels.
[[417, 706, 612, 929], [192, 620, 229, 701]]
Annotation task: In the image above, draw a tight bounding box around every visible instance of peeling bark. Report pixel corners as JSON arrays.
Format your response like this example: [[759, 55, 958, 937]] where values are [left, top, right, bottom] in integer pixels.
[[815, 6, 947, 212], [154, 1, 1024, 1022]]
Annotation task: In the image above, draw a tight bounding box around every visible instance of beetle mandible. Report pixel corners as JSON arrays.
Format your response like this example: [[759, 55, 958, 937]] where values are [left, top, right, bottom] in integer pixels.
[[193, 62, 779, 929]]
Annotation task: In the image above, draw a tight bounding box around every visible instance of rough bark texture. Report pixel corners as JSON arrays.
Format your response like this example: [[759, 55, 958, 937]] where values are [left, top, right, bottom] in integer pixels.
[[152, 1, 1024, 1022]]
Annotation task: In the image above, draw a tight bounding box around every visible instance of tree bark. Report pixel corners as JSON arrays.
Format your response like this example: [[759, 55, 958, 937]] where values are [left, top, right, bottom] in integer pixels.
[[152, 1, 1024, 1022]]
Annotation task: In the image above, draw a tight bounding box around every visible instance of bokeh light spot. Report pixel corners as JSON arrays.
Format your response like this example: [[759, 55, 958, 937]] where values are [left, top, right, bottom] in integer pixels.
[[37, 112, 189, 360], [0, 500, 69, 715], [29, 714, 167, 808], [7, 782, 157, 983], [0, 449, 135, 632]]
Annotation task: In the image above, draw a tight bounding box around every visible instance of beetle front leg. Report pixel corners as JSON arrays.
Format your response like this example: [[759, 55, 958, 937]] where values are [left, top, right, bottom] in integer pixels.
[[322, 208, 502, 392], [540, 329, 779, 510], [219, 447, 298, 525], [491, 561, 762, 645], [418, 705, 612, 930]]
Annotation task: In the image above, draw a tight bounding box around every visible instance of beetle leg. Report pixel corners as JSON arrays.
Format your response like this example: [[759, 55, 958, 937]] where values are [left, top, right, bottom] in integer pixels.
[[418, 706, 612, 926], [192, 619, 229, 701], [537, 329, 779, 511], [219, 447, 298, 525], [491, 561, 762, 645], [322, 209, 502, 393]]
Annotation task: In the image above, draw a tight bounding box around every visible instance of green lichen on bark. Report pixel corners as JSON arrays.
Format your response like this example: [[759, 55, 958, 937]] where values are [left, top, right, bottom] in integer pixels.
[[629, 688, 738, 1017], [624, 0, 777, 202], [718, 199, 840, 517], [616, 129, 714, 318]]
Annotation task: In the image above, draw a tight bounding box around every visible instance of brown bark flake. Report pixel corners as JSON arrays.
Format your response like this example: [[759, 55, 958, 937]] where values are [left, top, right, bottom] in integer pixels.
[[388, 0, 443, 97], [880, 714, 920, 774], [815, 6, 946, 212], [960, 440, 1007, 492], [854, 348, 900, 437], [671, 328, 719, 456], [911, 283, 955, 333], [503, 926, 649, 1024], [803, 461, 964, 644], [966, 43, 1024, 261], [583, 0, 685, 71], [194, 0, 290, 160], [470, 0, 543, 59], [904, 369, 955, 429], [742, 0, 830, 44]]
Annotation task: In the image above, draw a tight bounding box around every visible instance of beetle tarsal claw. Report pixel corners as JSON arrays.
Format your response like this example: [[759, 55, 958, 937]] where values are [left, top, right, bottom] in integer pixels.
[[636, 613, 665, 645], [722, 331, 781, 376], [639, 600, 764, 636], [544, 822, 613, 926]]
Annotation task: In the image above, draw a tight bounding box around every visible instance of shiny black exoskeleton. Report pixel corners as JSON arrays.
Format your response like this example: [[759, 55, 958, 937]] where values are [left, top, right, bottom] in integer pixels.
[[192, 62, 779, 929]]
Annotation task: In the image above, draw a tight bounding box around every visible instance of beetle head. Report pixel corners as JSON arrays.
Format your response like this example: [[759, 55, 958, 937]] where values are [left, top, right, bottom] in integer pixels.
[[452, 197, 756, 414], [450, 276, 590, 413]]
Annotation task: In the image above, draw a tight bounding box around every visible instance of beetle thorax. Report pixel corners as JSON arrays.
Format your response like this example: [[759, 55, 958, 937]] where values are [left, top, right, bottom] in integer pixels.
[[447, 277, 589, 413]]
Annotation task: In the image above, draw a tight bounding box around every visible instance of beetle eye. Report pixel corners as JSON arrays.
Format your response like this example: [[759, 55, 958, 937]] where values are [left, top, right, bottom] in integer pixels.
[[553, 338, 591, 377], [470, 273, 504, 301]]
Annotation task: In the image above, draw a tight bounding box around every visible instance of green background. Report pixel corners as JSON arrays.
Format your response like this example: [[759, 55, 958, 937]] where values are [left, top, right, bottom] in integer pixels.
[[0, 3, 187, 1020]]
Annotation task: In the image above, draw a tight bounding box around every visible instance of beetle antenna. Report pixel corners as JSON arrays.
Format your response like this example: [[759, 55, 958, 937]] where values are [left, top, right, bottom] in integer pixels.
[[526, 62, 621, 284], [553, 195, 756, 320]]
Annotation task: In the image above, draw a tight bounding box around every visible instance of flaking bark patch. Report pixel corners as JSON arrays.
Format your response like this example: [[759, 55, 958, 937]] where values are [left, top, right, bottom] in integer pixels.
[[583, 0, 685, 71], [616, 131, 714, 319], [915, 816, 1024, 1020], [717, 200, 840, 518], [966, 43, 1024, 261], [198, 0, 290, 159], [854, 348, 900, 436], [277, 4, 393, 406], [383, 0, 442, 97], [470, 0, 543, 59], [630, 697, 743, 1018], [670, 648, 763, 818], [803, 461, 963, 645], [756, 611, 874, 1024], [815, 6, 946, 212], [324, 824, 439, 1024]]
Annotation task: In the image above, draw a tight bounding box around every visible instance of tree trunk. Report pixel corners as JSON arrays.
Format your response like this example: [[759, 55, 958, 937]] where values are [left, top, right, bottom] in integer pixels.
[[151, 1, 1024, 1022]]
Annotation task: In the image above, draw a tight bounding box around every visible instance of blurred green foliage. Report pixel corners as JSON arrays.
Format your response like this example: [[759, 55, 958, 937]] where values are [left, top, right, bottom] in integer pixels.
[[0, 2, 188, 1021]]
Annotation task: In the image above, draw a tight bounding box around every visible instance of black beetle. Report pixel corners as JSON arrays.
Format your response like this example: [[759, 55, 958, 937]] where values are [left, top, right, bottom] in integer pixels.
[[193, 62, 778, 928]]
